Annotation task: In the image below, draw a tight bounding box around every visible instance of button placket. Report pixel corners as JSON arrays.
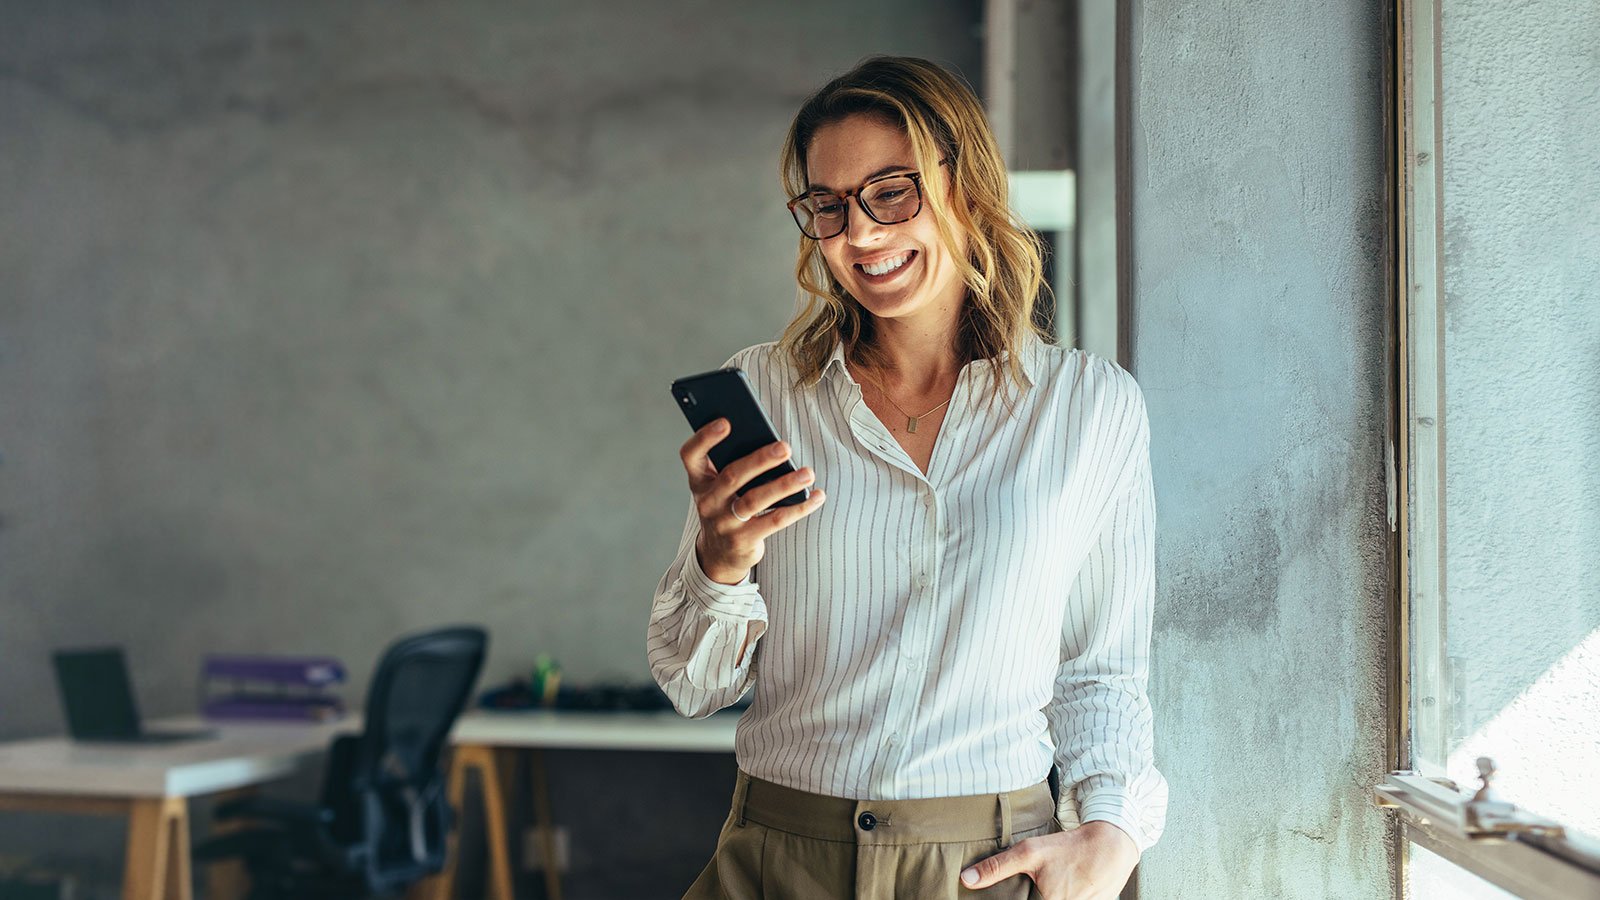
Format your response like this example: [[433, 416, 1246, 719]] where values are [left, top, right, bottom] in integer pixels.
[[876, 627, 920, 782], [846, 397, 928, 481], [875, 478, 938, 785]]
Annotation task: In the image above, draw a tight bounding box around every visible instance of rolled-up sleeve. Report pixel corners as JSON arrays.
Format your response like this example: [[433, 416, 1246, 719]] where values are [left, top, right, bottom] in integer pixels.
[[646, 497, 769, 719], [1046, 373, 1169, 855]]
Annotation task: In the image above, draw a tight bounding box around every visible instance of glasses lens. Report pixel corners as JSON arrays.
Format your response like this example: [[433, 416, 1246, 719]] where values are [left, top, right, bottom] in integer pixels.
[[792, 194, 847, 238], [860, 176, 921, 224]]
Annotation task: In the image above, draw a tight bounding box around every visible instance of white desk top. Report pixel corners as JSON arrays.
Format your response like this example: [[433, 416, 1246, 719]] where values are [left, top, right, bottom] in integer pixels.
[[0, 717, 352, 799], [0, 708, 739, 799]]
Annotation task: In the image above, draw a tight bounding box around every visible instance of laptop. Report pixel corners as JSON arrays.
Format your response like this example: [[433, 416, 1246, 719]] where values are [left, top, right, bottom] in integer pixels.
[[51, 647, 216, 743]]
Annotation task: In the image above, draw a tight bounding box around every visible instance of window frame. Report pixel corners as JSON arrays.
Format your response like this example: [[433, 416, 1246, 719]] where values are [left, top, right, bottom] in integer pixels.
[[1380, 0, 1600, 895]]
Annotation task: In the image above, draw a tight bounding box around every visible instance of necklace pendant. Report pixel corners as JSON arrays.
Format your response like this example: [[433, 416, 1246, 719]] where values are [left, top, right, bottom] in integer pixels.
[[906, 415, 919, 434]]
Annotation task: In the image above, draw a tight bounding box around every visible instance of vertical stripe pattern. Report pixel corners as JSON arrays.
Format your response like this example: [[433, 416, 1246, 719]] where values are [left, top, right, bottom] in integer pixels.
[[646, 336, 1168, 854]]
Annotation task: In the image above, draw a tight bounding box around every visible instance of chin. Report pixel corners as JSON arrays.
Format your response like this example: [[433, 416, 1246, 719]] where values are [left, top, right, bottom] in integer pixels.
[[850, 281, 924, 315]]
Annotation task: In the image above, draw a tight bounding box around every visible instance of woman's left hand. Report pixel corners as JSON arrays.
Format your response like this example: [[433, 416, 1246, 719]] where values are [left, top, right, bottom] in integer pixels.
[[959, 821, 1139, 899]]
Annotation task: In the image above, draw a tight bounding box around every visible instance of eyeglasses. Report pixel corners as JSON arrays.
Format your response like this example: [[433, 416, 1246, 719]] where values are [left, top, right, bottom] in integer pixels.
[[787, 158, 952, 240]]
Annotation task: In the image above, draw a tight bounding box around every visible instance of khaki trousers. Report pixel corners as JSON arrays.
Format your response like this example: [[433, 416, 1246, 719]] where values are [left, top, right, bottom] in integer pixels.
[[683, 769, 1060, 899]]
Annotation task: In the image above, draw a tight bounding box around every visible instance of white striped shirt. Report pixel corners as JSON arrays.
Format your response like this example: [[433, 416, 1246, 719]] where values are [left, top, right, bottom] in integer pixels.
[[646, 335, 1168, 854]]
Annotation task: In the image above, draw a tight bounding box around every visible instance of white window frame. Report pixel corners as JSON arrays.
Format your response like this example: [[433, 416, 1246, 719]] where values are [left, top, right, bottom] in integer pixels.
[[1378, 0, 1600, 895]]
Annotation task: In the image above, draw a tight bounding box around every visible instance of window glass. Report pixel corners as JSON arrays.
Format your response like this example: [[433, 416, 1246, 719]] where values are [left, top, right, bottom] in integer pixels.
[[1410, 0, 1600, 838]]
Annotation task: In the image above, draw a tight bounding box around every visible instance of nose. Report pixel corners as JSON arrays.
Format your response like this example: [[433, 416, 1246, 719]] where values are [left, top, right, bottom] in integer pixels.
[[841, 195, 890, 247]]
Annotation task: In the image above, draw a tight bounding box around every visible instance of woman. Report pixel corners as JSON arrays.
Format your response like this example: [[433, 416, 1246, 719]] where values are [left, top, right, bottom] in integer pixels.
[[648, 56, 1167, 899]]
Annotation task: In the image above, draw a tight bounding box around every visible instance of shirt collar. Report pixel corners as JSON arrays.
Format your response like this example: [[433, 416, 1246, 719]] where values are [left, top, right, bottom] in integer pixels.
[[819, 335, 1038, 390]]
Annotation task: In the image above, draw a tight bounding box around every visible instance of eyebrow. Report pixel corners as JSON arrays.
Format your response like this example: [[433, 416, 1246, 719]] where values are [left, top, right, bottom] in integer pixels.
[[806, 163, 916, 194]]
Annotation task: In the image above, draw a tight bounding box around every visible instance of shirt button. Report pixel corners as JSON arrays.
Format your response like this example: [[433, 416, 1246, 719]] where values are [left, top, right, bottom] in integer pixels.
[[858, 811, 878, 830], [886, 732, 901, 745]]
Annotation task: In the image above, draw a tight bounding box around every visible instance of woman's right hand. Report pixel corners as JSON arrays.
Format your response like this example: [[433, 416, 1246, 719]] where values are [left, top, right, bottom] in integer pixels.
[[679, 418, 827, 585]]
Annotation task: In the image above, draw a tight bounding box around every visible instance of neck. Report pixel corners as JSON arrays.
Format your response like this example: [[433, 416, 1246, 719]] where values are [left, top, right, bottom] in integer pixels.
[[854, 304, 964, 395]]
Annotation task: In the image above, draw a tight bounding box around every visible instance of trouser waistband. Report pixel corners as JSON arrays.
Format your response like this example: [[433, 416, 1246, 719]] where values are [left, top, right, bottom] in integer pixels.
[[729, 769, 1054, 846]]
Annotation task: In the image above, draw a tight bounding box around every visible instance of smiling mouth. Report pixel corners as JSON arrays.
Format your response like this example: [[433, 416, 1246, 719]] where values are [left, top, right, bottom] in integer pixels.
[[855, 250, 917, 279]]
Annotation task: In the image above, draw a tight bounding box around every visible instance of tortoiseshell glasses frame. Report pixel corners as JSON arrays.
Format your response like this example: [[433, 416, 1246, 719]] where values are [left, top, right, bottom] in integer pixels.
[[786, 157, 954, 240]]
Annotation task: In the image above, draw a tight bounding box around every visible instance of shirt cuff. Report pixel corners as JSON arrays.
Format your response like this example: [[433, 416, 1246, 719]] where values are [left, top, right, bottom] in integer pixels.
[[1072, 775, 1154, 856], [681, 548, 761, 617]]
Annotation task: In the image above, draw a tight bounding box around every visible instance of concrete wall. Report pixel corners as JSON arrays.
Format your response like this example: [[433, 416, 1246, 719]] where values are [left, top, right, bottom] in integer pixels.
[[1125, 2, 1394, 897], [1436, 0, 1600, 836], [0, 2, 980, 896]]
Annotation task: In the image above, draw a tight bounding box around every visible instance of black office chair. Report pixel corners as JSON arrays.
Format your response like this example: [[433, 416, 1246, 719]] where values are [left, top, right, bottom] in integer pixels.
[[194, 625, 489, 899]]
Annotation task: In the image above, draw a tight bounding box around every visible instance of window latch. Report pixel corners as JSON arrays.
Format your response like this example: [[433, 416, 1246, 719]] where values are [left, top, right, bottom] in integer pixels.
[[1374, 756, 1567, 841]]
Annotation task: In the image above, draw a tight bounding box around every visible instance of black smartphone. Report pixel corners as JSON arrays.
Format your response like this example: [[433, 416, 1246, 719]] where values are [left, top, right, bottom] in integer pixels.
[[671, 367, 810, 513]]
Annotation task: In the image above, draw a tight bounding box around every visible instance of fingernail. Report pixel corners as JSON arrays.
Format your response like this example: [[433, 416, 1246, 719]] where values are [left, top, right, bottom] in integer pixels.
[[770, 443, 786, 456], [961, 868, 978, 886]]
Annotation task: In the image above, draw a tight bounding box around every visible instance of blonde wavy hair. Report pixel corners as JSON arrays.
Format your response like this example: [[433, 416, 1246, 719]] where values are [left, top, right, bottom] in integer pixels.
[[777, 55, 1051, 414]]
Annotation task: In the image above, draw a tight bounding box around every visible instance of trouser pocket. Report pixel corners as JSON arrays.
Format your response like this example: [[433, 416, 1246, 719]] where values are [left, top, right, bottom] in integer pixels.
[[681, 815, 768, 900]]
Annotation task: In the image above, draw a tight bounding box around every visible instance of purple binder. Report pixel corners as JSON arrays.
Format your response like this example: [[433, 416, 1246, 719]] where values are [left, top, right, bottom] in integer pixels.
[[203, 655, 346, 686], [201, 654, 348, 722]]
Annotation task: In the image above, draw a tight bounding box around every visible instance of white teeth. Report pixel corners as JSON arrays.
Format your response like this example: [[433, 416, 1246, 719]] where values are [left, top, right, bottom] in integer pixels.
[[862, 251, 913, 276]]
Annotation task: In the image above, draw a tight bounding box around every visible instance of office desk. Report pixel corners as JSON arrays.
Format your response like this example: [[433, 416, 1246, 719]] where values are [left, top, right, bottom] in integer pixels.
[[420, 708, 740, 900], [0, 710, 738, 900], [0, 717, 351, 900]]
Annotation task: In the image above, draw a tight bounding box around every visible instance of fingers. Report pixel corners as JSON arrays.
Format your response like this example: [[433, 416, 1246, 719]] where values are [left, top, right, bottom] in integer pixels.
[[736, 464, 817, 518], [715, 439, 795, 504], [694, 441, 794, 518], [741, 485, 826, 538], [678, 420, 792, 505], [960, 841, 1035, 890], [679, 418, 731, 487], [679, 422, 823, 536]]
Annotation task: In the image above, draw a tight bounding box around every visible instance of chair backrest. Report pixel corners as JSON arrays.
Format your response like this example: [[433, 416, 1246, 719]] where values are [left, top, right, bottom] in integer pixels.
[[338, 625, 487, 894]]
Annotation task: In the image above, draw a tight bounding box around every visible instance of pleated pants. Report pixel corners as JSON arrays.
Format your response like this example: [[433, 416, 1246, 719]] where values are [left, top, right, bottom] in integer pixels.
[[682, 769, 1059, 899]]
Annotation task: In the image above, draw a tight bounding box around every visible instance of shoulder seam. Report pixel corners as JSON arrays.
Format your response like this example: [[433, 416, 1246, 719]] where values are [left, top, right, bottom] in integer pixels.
[[725, 340, 780, 369]]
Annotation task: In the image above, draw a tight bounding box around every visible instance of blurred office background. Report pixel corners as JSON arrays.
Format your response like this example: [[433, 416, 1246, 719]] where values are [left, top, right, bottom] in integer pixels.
[[3, 1, 1596, 898]]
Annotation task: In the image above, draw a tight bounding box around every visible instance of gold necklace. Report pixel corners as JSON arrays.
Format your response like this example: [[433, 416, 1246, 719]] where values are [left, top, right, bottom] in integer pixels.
[[855, 364, 954, 434]]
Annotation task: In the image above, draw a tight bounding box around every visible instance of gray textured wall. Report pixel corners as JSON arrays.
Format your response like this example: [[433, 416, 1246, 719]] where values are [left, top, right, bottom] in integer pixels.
[[1435, 0, 1600, 836], [1126, 2, 1393, 897], [0, 2, 979, 896]]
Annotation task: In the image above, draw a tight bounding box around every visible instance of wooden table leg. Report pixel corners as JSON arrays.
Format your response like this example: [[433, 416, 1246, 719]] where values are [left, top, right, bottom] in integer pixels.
[[413, 744, 513, 900], [202, 788, 256, 900], [122, 799, 164, 900], [529, 749, 563, 900], [165, 796, 192, 900], [124, 796, 191, 900], [415, 747, 470, 900], [472, 746, 515, 900]]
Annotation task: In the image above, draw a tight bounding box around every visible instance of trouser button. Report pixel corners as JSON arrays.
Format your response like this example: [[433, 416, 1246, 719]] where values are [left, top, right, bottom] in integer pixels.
[[858, 811, 877, 830]]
